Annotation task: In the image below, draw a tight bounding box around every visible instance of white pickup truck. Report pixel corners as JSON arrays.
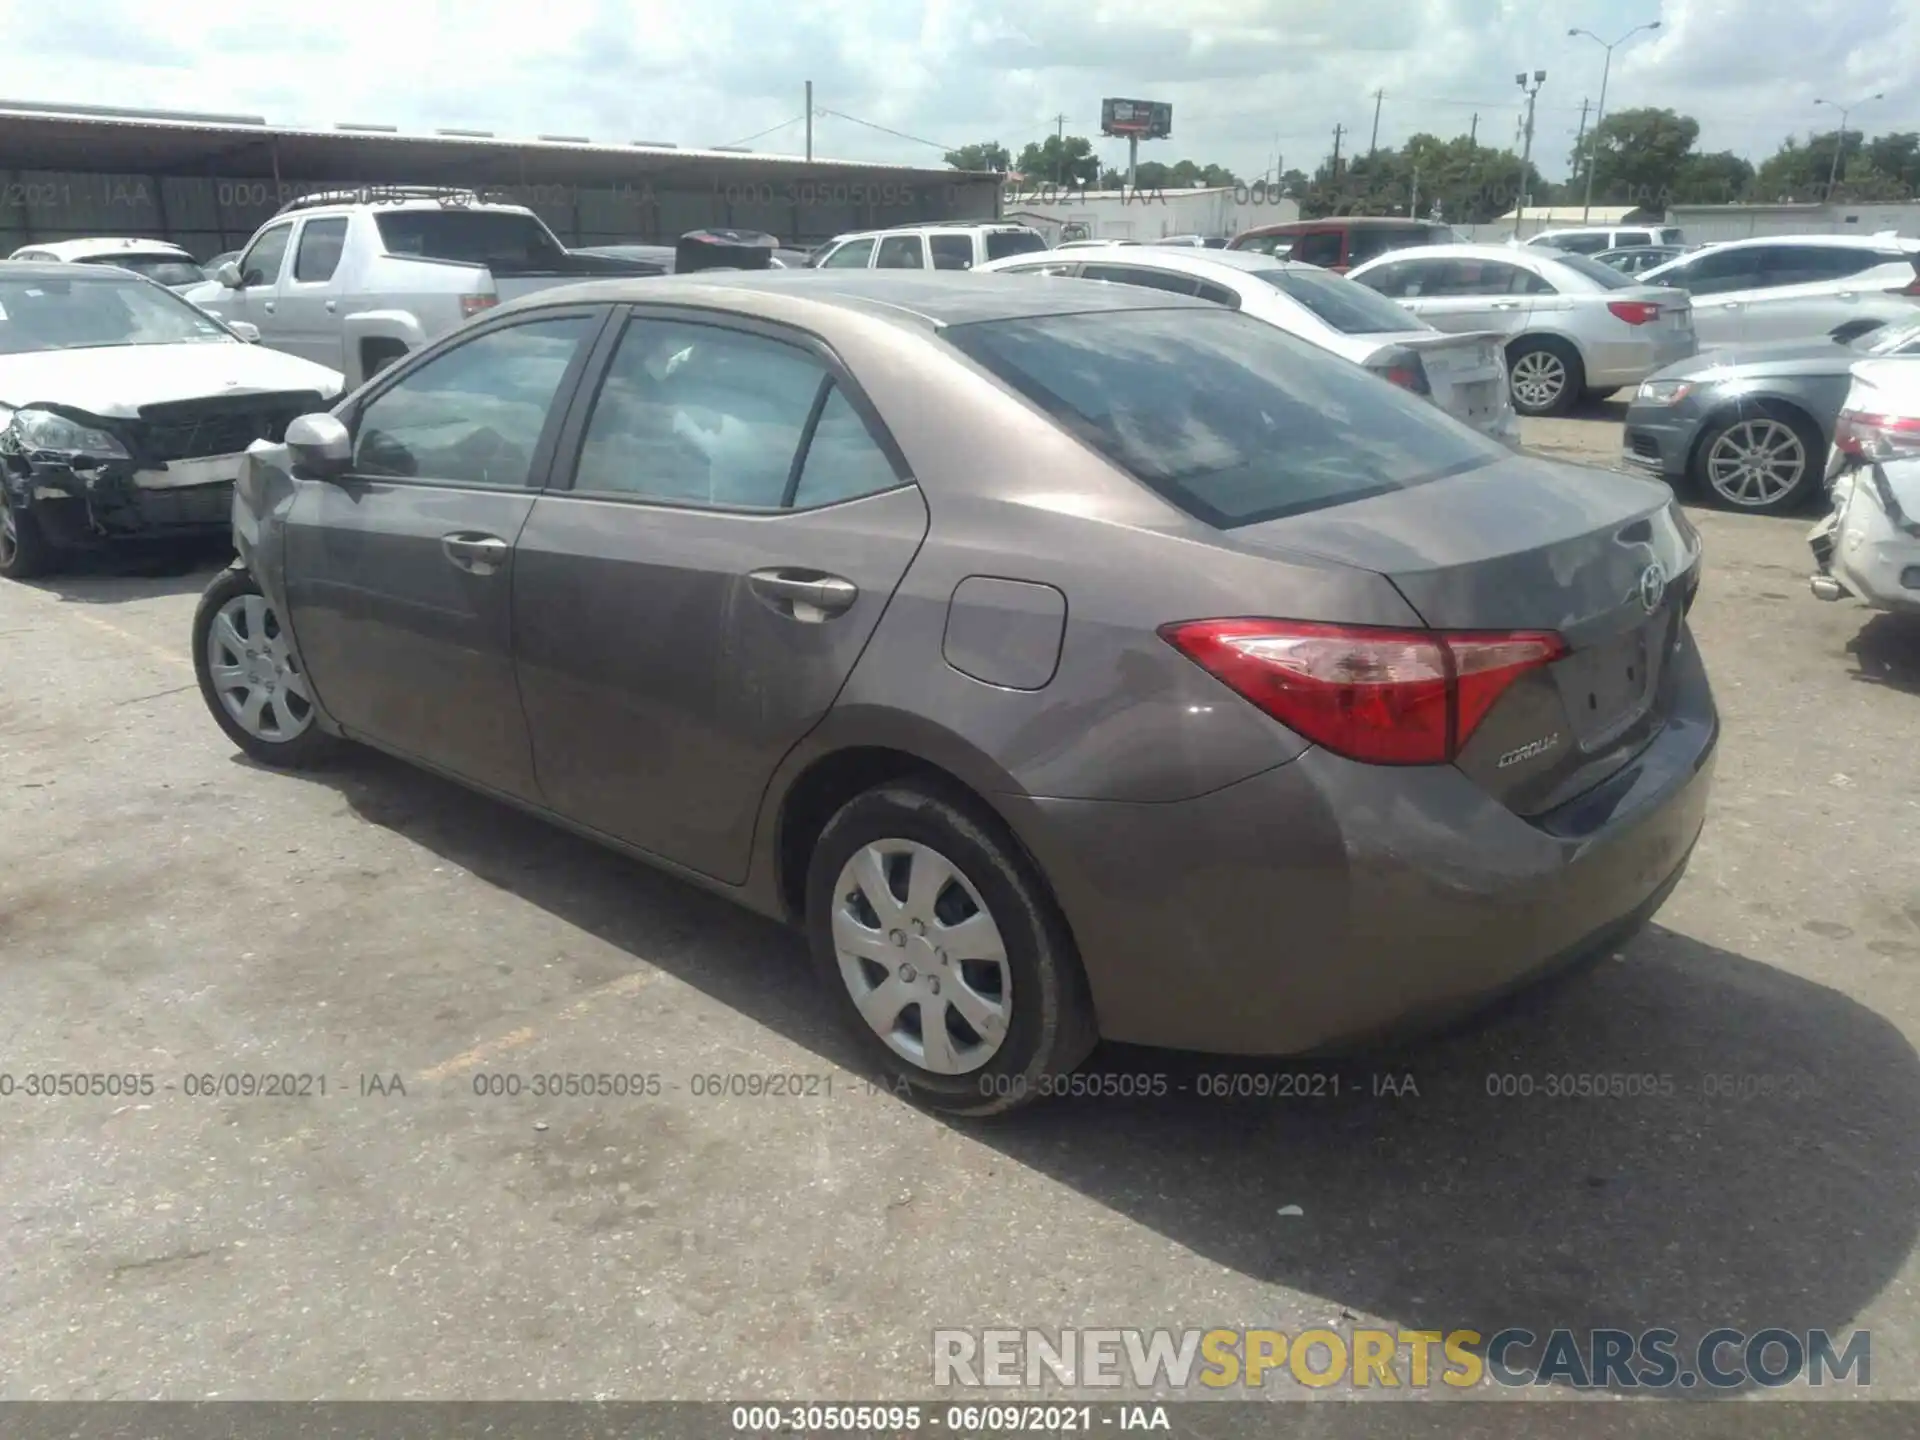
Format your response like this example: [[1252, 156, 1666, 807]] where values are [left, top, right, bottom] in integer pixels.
[[183, 190, 658, 389]]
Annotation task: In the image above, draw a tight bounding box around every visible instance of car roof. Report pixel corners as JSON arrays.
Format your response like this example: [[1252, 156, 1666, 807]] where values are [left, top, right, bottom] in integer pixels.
[[985, 245, 1309, 278], [1237, 217, 1439, 237], [0, 258, 163, 281], [1692, 233, 1920, 254], [495, 267, 1214, 330], [11, 237, 195, 260], [1348, 242, 1558, 268]]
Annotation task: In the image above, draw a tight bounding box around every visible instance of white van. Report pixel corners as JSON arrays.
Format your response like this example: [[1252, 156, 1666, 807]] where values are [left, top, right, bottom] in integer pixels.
[[1528, 225, 1685, 255]]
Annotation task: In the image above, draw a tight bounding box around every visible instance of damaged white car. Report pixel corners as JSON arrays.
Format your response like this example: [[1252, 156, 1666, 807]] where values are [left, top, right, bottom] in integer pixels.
[[1810, 357, 1920, 616], [0, 261, 345, 579]]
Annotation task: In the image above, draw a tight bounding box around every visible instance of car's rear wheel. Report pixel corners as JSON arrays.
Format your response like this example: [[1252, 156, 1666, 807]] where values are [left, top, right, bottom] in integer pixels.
[[806, 780, 1097, 1115], [192, 566, 339, 767], [1693, 408, 1824, 515], [0, 491, 61, 580], [1506, 336, 1583, 417]]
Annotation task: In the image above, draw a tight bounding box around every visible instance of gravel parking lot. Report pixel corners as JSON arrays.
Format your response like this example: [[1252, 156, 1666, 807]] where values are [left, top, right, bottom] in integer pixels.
[[4, 405, 1920, 1403]]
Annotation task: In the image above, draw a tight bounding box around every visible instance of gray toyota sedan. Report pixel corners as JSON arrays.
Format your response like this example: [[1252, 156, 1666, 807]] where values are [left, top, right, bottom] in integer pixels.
[[192, 271, 1717, 1113]]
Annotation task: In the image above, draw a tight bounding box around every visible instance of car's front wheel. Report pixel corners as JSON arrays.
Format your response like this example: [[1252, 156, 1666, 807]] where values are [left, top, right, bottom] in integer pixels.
[[1692, 407, 1824, 515], [806, 779, 1097, 1114], [192, 566, 339, 767], [0, 491, 61, 580]]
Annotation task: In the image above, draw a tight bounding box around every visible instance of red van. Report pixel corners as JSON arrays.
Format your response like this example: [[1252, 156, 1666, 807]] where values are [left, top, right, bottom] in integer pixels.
[[1228, 217, 1455, 274]]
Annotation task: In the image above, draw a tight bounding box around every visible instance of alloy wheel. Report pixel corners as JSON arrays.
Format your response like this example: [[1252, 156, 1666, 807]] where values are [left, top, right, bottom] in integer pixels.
[[204, 592, 315, 742], [1510, 350, 1568, 411], [830, 839, 1012, 1075], [1705, 418, 1806, 508]]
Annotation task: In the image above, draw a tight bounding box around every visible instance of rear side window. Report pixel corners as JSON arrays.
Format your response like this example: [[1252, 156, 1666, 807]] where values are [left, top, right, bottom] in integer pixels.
[[875, 235, 925, 269], [293, 218, 348, 283], [985, 230, 1048, 260], [1615, 230, 1655, 248], [1346, 227, 1439, 265], [1656, 228, 1685, 245], [945, 308, 1503, 529], [374, 211, 566, 272], [1290, 231, 1345, 268], [1546, 232, 1610, 255], [1080, 264, 1199, 295], [1234, 233, 1293, 257], [929, 234, 973, 270], [1545, 253, 1636, 290], [1259, 268, 1422, 333]]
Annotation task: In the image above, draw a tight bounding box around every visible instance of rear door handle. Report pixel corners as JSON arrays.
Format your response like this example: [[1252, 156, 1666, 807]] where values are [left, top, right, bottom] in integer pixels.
[[1489, 300, 1522, 310], [325, 299, 337, 312], [261, 301, 276, 313], [748, 568, 858, 621], [442, 532, 509, 575]]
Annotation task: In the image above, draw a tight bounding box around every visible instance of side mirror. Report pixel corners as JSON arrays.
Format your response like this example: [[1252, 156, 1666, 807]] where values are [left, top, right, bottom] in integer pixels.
[[285, 412, 352, 479], [216, 262, 243, 289], [228, 321, 262, 343]]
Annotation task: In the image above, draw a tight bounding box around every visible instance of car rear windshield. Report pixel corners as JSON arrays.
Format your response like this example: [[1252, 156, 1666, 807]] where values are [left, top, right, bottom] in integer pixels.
[[78, 254, 205, 288], [985, 230, 1049, 260], [375, 211, 568, 272], [1256, 267, 1422, 334], [1548, 252, 1638, 290], [943, 308, 1503, 529]]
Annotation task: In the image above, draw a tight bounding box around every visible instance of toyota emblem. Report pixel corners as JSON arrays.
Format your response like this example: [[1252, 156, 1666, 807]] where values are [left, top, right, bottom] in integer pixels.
[[1638, 563, 1668, 614]]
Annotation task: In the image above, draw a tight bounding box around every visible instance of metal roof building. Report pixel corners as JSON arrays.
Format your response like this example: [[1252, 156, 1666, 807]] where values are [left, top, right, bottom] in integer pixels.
[[0, 101, 1002, 259]]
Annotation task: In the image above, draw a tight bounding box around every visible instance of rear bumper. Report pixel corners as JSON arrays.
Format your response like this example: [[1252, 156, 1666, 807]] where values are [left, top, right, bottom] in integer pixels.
[[1003, 635, 1718, 1055], [1585, 329, 1697, 391]]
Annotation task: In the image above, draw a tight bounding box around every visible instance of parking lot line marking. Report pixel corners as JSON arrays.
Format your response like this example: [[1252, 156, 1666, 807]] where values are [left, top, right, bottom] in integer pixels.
[[416, 969, 662, 1082]]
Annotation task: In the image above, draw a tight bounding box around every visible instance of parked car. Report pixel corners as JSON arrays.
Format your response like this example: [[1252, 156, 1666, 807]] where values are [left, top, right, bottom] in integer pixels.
[[181, 188, 664, 389], [8, 237, 209, 293], [1347, 244, 1696, 416], [771, 248, 815, 268], [1054, 239, 1140, 250], [1638, 235, 1920, 348], [1155, 235, 1230, 248], [1809, 357, 1920, 614], [572, 244, 676, 273], [812, 222, 1050, 271], [190, 270, 1715, 1113], [1596, 245, 1687, 276], [0, 261, 344, 578], [1622, 319, 1920, 514], [1228, 217, 1454, 274], [1528, 225, 1686, 255], [976, 244, 1519, 444]]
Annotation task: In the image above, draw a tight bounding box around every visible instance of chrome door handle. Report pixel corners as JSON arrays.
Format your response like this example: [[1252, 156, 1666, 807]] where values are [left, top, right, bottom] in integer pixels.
[[1489, 301, 1521, 310], [262, 301, 276, 313], [442, 532, 509, 574], [325, 300, 337, 312], [748, 568, 858, 621]]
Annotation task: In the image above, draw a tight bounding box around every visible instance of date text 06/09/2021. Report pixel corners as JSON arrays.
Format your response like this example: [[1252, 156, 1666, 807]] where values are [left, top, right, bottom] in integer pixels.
[[729, 1404, 1170, 1433]]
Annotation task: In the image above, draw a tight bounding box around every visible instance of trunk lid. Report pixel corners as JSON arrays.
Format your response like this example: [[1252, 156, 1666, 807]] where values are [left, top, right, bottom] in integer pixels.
[[1229, 456, 1702, 814], [1390, 330, 1509, 433]]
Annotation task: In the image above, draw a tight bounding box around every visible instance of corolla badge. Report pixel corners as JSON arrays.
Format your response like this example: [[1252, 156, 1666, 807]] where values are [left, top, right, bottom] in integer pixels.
[[1638, 562, 1668, 614]]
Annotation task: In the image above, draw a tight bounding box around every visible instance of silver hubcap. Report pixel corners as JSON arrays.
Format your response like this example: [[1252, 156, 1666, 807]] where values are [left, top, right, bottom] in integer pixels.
[[206, 592, 314, 742], [1706, 419, 1805, 507], [830, 840, 1011, 1075], [1510, 350, 1567, 410]]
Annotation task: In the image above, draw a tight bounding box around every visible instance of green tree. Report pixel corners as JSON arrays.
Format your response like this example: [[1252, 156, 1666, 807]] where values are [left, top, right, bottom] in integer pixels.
[[1568, 106, 1700, 208], [944, 142, 1011, 173], [1302, 132, 1548, 223], [1864, 132, 1920, 194], [1014, 135, 1101, 188], [1671, 151, 1755, 204]]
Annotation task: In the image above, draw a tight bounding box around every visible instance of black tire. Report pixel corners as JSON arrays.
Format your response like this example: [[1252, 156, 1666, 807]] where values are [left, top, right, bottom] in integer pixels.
[[191, 566, 341, 768], [0, 490, 61, 580], [1505, 335, 1584, 417], [806, 779, 1098, 1115], [1688, 404, 1826, 516]]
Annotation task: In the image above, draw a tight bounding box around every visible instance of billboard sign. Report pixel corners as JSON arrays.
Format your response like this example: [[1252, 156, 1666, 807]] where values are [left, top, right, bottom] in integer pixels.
[[1100, 99, 1172, 140]]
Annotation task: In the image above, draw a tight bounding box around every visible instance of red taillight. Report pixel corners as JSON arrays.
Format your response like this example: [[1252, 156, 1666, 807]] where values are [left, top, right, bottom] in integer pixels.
[[1607, 300, 1660, 326], [1834, 408, 1920, 460], [460, 293, 498, 318], [1160, 619, 1566, 766]]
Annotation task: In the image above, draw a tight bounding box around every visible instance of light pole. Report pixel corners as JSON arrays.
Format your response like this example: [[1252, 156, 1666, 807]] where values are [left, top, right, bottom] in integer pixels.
[[1815, 94, 1883, 199], [1569, 21, 1662, 224], [1513, 70, 1546, 240]]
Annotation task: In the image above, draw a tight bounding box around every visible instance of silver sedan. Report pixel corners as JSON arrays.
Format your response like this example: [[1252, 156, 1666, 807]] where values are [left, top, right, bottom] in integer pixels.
[[1347, 243, 1697, 416]]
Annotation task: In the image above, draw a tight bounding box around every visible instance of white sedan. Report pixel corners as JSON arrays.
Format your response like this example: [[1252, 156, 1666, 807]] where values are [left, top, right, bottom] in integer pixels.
[[0, 260, 346, 579], [975, 244, 1520, 445]]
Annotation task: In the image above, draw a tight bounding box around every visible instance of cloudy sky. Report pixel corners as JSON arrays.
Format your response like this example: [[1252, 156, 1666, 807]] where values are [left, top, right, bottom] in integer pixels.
[[2, 0, 1916, 181]]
